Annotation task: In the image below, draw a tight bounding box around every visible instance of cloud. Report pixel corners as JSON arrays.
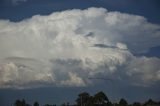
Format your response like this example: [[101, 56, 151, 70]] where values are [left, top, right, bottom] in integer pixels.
[[126, 57, 160, 86], [0, 7, 160, 89], [60, 72, 86, 87], [11, 0, 27, 5], [0, 57, 55, 89]]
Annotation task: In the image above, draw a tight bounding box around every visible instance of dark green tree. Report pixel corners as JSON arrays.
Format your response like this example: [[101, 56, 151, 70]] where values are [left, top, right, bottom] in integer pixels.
[[106, 101, 112, 106], [86, 96, 94, 106], [143, 99, 157, 106], [14, 100, 22, 106], [119, 98, 128, 106], [61, 103, 66, 106], [44, 104, 52, 106], [94, 91, 109, 106], [14, 99, 30, 106], [67, 102, 69, 106], [76, 92, 90, 106], [158, 101, 160, 105], [133, 102, 141, 106], [34, 101, 39, 106]]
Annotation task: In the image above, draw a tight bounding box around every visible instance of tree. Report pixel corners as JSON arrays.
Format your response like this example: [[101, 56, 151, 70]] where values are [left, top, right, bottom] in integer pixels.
[[44, 104, 52, 106], [133, 102, 141, 106], [61, 103, 66, 106], [94, 91, 109, 106], [14, 99, 27, 106], [143, 99, 157, 106], [14, 99, 31, 106], [14, 100, 22, 106], [86, 96, 94, 106], [106, 101, 112, 106], [76, 92, 90, 106], [67, 102, 69, 106], [119, 98, 128, 106], [34, 101, 39, 106]]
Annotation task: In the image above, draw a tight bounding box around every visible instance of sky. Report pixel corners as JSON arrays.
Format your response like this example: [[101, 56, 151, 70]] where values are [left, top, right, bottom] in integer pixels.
[[0, 0, 160, 106]]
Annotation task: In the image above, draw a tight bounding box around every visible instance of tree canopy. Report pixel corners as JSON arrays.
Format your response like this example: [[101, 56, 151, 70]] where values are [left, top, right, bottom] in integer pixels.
[[13, 92, 160, 106]]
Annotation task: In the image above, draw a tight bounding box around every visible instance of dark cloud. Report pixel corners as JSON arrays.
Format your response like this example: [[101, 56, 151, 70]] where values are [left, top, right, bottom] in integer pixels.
[[93, 44, 117, 49]]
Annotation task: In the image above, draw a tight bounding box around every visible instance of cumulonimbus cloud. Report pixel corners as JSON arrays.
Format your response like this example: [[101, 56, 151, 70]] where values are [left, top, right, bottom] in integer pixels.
[[0, 7, 160, 89]]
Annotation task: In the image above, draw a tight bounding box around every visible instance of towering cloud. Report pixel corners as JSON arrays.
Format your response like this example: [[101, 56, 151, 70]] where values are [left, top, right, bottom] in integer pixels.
[[0, 7, 160, 89]]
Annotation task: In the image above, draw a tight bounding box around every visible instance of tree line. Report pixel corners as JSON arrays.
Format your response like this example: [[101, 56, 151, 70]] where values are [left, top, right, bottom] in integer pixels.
[[13, 91, 160, 106]]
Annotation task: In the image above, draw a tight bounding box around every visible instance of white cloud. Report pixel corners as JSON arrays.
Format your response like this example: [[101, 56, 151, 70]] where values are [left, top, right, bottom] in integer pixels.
[[0, 7, 160, 89], [0, 57, 55, 89], [60, 72, 86, 87], [126, 57, 160, 86]]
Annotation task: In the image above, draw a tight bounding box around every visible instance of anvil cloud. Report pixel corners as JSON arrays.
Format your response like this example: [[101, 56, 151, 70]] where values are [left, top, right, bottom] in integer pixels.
[[0, 8, 160, 89]]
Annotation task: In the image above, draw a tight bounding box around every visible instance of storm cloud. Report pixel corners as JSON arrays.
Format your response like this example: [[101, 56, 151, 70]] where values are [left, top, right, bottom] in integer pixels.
[[0, 7, 160, 89]]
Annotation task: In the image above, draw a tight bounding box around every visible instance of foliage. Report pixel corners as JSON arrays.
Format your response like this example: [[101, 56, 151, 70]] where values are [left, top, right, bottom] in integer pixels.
[[119, 98, 128, 106], [34, 101, 39, 106], [13, 92, 160, 106]]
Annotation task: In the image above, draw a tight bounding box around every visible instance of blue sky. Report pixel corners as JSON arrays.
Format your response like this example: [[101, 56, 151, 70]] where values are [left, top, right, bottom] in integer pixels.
[[0, 0, 160, 106], [0, 0, 160, 24]]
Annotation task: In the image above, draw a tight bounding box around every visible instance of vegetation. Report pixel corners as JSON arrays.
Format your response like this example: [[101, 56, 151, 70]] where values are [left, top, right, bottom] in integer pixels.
[[13, 91, 160, 106]]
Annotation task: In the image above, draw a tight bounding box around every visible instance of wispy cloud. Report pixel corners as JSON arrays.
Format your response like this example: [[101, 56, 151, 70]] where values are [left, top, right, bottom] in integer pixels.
[[11, 0, 27, 5]]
